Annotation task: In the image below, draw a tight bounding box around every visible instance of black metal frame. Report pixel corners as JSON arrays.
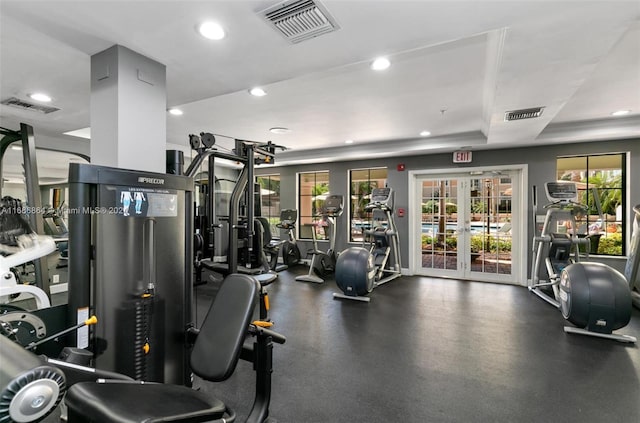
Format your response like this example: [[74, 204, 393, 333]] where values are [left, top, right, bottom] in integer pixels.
[[0, 123, 50, 294]]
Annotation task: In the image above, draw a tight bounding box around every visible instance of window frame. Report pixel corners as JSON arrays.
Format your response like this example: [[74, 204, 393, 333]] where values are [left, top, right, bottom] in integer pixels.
[[297, 170, 330, 240], [348, 167, 388, 243], [256, 174, 281, 238], [556, 152, 626, 256]]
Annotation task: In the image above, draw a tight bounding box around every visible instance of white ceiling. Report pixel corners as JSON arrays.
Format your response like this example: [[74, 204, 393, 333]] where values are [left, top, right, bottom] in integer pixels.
[[1, 0, 639, 179]]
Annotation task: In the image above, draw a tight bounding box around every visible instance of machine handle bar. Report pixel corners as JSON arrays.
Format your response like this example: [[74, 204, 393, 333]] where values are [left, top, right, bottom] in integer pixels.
[[248, 324, 286, 344], [26, 315, 98, 350]]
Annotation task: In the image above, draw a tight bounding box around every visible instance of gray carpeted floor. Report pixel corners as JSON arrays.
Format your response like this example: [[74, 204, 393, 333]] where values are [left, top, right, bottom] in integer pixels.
[[193, 266, 640, 423]]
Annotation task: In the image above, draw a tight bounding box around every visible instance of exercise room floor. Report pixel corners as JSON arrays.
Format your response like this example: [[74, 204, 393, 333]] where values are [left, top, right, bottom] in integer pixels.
[[194, 267, 640, 423]]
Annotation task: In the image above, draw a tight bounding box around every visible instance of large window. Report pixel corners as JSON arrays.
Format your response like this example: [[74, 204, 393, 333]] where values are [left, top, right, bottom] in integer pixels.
[[349, 168, 388, 242], [556, 153, 625, 256], [256, 174, 281, 237], [298, 171, 330, 240]]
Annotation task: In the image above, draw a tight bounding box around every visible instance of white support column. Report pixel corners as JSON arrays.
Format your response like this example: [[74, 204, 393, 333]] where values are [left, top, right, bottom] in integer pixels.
[[90, 45, 166, 173]]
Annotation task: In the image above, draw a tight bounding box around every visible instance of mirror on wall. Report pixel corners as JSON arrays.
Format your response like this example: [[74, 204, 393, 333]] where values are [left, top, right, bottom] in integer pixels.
[[1, 143, 89, 204], [1, 142, 89, 306]]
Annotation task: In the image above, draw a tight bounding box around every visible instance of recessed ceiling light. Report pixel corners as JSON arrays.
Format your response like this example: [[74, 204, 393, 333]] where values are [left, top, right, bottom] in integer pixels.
[[371, 57, 390, 71], [420, 131, 431, 137], [29, 93, 52, 102], [168, 108, 184, 116], [269, 127, 291, 134], [611, 110, 631, 116], [198, 22, 225, 40], [11, 145, 23, 151], [345, 139, 354, 144], [249, 87, 267, 97]]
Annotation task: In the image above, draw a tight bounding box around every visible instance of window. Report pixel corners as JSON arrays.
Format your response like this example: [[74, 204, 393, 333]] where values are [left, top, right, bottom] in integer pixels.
[[298, 171, 330, 240], [256, 174, 281, 237], [556, 153, 625, 256], [349, 168, 388, 242]]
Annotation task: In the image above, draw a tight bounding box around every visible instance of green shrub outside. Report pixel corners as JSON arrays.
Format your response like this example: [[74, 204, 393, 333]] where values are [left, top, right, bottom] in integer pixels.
[[597, 233, 623, 255], [421, 234, 512, 253]]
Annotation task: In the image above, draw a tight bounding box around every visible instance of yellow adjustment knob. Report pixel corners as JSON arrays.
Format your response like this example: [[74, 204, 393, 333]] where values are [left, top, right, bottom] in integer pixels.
[[143, 343, 150, 354], [253, 320, 273, 328], [85, 316, 98, 326]]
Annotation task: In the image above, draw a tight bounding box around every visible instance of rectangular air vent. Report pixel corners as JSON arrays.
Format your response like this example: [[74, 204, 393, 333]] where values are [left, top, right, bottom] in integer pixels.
[[259, 0, 340, 44], [1, 97, 60, 114], [504, 107, 544, 121]]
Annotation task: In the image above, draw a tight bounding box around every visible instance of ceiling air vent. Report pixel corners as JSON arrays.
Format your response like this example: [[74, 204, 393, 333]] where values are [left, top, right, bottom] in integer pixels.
[[504, 107, 544, 122], [259, 0, 340, 44], [1, 97, 60, 114]]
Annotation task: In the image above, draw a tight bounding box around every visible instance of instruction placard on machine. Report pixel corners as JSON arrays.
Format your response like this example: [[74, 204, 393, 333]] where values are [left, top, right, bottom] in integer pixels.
[[117, 188, 178, 217]]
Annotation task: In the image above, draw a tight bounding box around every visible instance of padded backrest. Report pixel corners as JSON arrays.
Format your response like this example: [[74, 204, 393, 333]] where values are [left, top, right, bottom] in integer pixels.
[[256, 217, 272, 245], [190, 274, 258, 382]]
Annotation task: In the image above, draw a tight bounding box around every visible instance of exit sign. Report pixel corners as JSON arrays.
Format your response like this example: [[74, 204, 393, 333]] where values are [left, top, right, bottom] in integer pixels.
[[453, 150, 472, 163]]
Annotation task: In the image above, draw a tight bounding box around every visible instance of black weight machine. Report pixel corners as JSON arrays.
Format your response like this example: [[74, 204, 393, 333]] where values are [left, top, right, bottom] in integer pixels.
[[1, 123, 52, 295], [184, 133, 284, 321], [1, 142, 288, 422], [1, 274, 286, 423]]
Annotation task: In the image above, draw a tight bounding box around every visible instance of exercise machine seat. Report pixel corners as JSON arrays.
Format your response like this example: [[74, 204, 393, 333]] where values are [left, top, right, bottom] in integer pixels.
[[64, 273, 259, 423], [65, 383, 225, 422]]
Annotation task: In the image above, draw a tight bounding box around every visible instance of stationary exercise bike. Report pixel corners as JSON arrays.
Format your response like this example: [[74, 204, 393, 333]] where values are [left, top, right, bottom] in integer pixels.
[[334, 187, 401, 302], [296, 195, 343, 284], [278, 209, 301, 268], [530, 182, 636, 343]]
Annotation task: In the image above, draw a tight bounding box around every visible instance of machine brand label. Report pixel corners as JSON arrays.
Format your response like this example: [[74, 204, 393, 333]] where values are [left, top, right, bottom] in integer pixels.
[[138, 177, 165, 185]]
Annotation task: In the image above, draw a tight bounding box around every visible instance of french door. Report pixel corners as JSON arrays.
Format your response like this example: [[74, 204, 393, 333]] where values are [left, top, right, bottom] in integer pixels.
[[409, 166, 526, 284]]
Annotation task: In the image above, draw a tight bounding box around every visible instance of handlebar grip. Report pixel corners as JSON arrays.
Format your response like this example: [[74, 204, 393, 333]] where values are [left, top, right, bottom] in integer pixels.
[[251, 325, 286, 344]]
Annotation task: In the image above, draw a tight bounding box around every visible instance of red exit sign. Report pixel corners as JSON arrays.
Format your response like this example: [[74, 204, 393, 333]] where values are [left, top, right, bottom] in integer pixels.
[[453, 150, 472, 163]]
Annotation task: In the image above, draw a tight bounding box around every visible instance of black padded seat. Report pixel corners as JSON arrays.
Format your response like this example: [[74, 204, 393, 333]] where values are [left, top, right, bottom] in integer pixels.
[[65, 383, 225, 422], [64, 273, 259, 423]]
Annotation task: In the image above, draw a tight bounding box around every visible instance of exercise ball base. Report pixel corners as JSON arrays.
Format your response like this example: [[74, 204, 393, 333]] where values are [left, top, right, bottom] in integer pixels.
[[563, 326, 636, 343], [295, 274, 324, 284], [333, 292, 371, 303]]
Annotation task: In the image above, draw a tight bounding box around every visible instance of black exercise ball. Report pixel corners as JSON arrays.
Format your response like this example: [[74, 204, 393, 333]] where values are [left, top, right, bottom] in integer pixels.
[[560, 262, 632, 333], [335, 247, 375, 297]]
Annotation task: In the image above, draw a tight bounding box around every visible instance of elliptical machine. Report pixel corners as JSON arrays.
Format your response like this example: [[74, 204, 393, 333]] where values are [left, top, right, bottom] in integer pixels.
[[530, 182, 636, 343], [334, 187, 401, 302], [296, 195, 343, 284], [529, 182, 591, 308]]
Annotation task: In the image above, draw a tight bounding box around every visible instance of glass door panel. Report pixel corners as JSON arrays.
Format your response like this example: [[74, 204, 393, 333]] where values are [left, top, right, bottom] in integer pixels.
[[420, 178, 461, 277], [416, 171, 518, 283], [468, 177, 513, 279]]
